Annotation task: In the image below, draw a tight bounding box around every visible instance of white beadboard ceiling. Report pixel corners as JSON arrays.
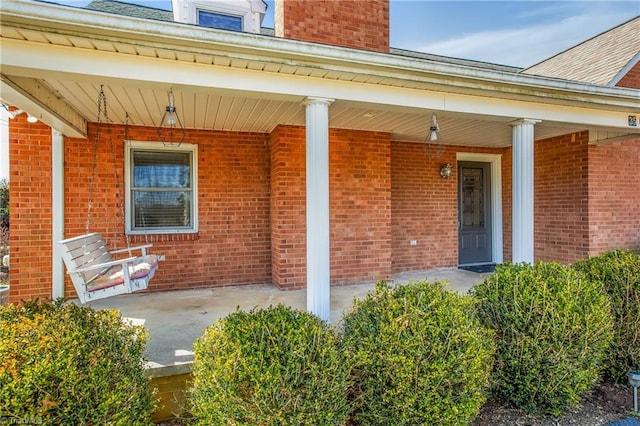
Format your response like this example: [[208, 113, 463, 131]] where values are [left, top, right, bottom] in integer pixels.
[[38, 78, 585, 147]]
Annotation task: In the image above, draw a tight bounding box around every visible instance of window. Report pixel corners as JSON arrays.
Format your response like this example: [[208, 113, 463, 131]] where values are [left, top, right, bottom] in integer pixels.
[[125, 141, 198, 234], [197, 10, 242, 31]]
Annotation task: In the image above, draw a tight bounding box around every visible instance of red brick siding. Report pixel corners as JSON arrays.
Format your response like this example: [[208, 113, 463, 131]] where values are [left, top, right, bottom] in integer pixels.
[[391, 144, 507, 272], [391, 144, 458, 272], [269, 125, 307, 289], [615, 61, 640, 89], [502, 147, 512, 261], [62, 123, 272, 297], [330, 129, 392, 283], [275, 0, 389, 53], [534, 132, 590, 263], [587, 137, 640, 254], [270, 125, 393, 288], [8, 115, 53, 303]]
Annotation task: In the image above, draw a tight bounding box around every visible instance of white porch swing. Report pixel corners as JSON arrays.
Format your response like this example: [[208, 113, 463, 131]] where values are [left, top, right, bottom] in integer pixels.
[[58, 87, 159, 304]]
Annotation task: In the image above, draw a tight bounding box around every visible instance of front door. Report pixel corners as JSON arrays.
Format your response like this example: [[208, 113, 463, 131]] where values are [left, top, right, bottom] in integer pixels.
[[458, 162, 492, 265]]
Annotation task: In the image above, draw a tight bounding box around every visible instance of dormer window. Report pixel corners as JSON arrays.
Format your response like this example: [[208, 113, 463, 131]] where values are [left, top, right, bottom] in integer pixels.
[[172, 0, 267, 34], [197, 9, 242, 31]]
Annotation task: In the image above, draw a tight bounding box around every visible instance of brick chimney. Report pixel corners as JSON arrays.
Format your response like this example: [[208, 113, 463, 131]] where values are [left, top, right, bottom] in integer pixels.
[[275, 0, 389, 53]]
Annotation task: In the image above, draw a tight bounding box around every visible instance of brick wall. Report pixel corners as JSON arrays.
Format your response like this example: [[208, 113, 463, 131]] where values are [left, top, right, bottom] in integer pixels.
[[270, 125, 307, 289], [391, 143, 508, 272], [63, 123, 272, 297], [391, 143, 458, 272], [534, 131, 590, 263], [8, 115, 53, 303], [502, 147, 512, 261], [275, 0, 390, 53], [149, 370, 191, 422], [330, 129, 392, 283], [270, 125, 393, 288], [615, 60, 640, 88], [587, 137, 640, 254]]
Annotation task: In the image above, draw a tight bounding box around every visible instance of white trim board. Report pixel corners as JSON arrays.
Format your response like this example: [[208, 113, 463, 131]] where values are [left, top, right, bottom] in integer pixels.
[[456, 152, 503, 264]]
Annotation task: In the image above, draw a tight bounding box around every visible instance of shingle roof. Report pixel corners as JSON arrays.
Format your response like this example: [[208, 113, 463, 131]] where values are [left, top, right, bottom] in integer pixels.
[[390, 48, 522, 73], [81, 1, 522, 74], [86, 0, 172, 21], [521, 16, 640, 86]]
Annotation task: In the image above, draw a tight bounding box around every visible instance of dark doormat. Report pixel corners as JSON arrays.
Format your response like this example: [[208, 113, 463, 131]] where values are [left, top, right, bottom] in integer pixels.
[[459, 264, 496, 274]]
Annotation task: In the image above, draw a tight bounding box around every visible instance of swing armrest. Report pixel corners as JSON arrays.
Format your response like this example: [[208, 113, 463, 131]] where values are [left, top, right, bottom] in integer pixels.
[[69, 257, 139, 274], [111, 244, 153, 255]]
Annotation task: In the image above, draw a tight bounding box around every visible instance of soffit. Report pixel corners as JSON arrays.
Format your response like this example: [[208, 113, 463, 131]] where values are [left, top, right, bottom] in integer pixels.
[[35, 78, 602, 147]]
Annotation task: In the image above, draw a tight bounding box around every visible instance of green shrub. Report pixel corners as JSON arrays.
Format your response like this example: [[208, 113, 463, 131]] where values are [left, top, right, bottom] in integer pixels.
[[0, 299, 154, 425], [472, 262, 613, 415], [341, 280, 495, 426], [190, 304, 350, 426], [573, 250, 640, 381]]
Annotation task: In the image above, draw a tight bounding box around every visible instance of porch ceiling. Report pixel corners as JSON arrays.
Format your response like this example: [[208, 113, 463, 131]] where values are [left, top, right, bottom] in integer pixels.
[[1, 1, 638, 146], [5, 76, 591, 147]]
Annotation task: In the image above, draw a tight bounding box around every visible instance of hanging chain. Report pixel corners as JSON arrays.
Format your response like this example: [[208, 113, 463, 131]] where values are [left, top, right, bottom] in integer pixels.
[[112, 111, 129, 251], [85, 87, 132, 251], [85, 86, 109, 238]]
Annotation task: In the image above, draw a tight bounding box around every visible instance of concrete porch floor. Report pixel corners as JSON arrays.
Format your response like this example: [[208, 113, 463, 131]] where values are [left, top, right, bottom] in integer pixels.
[[85, 268, 488, 368]]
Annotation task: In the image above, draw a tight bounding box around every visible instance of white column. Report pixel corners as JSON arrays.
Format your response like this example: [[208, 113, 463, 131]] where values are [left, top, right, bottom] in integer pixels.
[[52, 129, 64, 299], [511, 119, 539, 264], [304, 97, 333, 322]]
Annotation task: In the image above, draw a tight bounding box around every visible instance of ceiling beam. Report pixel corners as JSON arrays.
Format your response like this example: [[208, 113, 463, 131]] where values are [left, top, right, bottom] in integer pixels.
[[0, 74, 87, 138]]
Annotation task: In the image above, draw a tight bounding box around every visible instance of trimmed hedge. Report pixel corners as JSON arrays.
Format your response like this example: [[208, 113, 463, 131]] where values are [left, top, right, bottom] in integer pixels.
[[341, 280, 495, 425], [472, 262, 613, 415], [190, 304, 350, 426], [0, 300, 154, 425], [573, 249, 640, 381]]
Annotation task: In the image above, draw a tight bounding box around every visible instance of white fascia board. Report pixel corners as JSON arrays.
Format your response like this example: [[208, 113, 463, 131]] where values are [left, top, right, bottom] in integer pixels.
[[2, 0, 639, 108], [2, 37, 639, 132]]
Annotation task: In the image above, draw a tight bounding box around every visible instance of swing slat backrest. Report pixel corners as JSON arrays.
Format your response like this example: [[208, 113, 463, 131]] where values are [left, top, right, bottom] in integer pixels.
[[59, 233, 159, 304], [60, 233, 112, 284]]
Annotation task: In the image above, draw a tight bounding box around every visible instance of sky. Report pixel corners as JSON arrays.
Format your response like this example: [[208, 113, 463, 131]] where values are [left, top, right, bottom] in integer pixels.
[[34, 0, 640, 67]]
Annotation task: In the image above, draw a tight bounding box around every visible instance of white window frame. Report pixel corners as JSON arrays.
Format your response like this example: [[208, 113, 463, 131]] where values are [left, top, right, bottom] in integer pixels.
[[124, 140, 198, 235]]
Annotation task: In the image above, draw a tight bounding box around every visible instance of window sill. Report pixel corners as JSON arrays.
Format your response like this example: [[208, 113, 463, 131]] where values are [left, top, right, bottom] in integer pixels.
[[127, 233, 199, 243]]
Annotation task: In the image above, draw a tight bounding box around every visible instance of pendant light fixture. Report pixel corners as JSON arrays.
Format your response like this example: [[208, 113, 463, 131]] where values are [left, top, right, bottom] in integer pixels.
[[157, 89, 185, 147]]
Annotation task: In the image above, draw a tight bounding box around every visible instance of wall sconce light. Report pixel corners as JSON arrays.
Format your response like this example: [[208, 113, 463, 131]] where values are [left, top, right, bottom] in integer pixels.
[[440, 163, 453, 179], [157, 89, 185, 147], [2, 105, 38, 123]]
